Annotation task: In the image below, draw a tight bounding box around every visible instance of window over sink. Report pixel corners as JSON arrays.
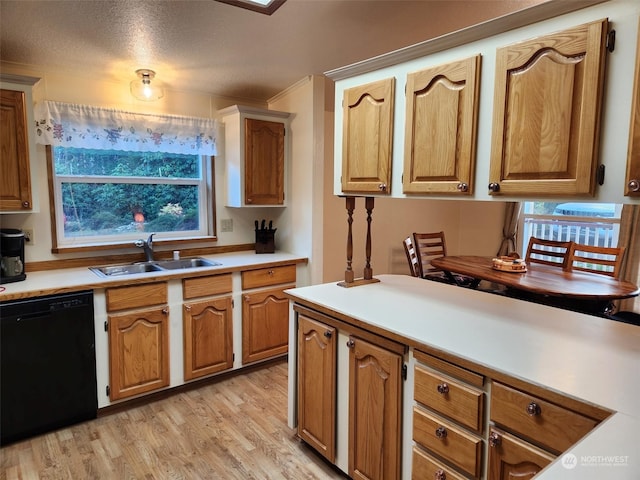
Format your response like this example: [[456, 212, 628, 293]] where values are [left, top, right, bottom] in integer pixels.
[[49, 147, 215, 249]]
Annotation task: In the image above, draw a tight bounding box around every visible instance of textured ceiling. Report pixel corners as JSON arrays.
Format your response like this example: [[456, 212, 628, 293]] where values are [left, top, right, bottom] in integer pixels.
[[1, 0, 544, 102]]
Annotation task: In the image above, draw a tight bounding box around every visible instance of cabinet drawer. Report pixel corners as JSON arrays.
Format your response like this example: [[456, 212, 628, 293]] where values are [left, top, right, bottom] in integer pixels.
[[241, 264, 296, 289], [412, 446, 467, 480], [183, 274, 232, 299], [106, 282, 167, 312], [491, 382, 598, 454], [413, 408, 482, 478], [415, 365, 484, 432]]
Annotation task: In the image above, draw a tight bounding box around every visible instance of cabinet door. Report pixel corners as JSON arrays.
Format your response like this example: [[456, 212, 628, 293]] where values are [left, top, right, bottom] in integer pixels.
[[487, 427, 555, 480], [183, 297, 233, 381], [108, 307, 170, 400], [297, 314, 337, 462], [242, 286, 290, 364], [403, 55, 481, 195], [489, 19, 608, 196], [341, 77, 395, 194], [625, 18, 640, 196], [0, 89, 32, 211], [348, 336, 402, 480], [244, 118, 285, 205]]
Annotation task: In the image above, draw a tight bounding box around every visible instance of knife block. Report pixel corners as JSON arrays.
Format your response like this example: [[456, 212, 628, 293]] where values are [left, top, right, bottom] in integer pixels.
[[255, 229, 276, 254]]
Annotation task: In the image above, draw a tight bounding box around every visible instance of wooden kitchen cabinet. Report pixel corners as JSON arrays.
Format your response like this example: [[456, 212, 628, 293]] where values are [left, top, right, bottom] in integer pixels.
[[625, 18, 640, 196], [1, 88, 32, 211], [218, 105, 289, 207], [297, 314, 337, 463], [488, 19, 609, 196], [348, 335, 403, 480], [341, 77, 395, 194], [241, 265, 296, 364], [106, 283, 170, 401], [182, 274, 234, 380], [487, 427, 555, 480], [403, 55, 481, 195]]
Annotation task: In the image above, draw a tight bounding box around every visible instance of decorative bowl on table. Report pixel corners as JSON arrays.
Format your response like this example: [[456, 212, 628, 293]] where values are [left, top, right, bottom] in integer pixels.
[[492, 256, 527, 273]]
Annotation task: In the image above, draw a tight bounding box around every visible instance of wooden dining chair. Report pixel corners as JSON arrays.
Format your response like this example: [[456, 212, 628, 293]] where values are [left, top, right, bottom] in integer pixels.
[[525, 237, 573, 269], [567, 243, 625, 279], [403, 236, 422, 277], [413, 231, 448, 279]]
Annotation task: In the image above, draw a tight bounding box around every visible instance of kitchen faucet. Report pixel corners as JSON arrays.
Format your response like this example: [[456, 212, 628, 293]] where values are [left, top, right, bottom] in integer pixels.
[[135, 233, 155, 262]]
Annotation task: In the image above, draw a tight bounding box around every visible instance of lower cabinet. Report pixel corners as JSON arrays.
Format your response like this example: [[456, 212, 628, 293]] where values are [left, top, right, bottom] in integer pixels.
[[487, 427, 555, 480], [241, 265, 296, 364], [294, 305, 404, 480], [106, 282, 170, 401], [182, 274, 234, 381]]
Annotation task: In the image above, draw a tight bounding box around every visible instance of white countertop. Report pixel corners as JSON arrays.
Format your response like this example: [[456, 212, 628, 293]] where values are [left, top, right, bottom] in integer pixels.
[[0, 251, 307, 301], [286, 274, 640, 479]]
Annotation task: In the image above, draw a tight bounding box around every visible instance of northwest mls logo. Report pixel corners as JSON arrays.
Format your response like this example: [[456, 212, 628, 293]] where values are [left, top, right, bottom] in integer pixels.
[[562, 453, 578, 470]]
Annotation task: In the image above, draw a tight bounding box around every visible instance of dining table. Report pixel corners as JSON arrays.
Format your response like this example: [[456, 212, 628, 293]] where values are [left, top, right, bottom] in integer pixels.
[[430, 255, 640, 315]]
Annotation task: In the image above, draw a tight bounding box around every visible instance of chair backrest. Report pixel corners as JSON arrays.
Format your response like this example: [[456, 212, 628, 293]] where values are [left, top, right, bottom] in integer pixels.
[[413, 231, 447, 277], [567, 243, 625, 279], [525, 237, 572, 269], [403, 236, 421, 277]]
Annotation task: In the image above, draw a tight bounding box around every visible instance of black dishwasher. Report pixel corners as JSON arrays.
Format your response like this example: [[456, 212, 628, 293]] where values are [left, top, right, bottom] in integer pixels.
[[1, 290, 97, 445]]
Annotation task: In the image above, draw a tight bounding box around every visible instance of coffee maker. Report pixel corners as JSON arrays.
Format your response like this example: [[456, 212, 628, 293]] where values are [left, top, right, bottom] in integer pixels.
[[1, 229, 26, 284]]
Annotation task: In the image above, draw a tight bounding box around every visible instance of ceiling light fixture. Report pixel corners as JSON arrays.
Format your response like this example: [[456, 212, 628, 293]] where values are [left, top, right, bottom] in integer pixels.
[[130, 69, 164, 101], [214, 0, 286, 15]]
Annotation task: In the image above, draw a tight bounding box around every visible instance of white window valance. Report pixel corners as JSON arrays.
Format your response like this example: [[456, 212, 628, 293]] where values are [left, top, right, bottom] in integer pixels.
[[34, 101, 217, 156]]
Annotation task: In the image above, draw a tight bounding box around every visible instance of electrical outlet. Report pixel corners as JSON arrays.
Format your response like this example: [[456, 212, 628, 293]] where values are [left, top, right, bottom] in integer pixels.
[[23, 228, 34, 245], [220, 219, 233, 232]]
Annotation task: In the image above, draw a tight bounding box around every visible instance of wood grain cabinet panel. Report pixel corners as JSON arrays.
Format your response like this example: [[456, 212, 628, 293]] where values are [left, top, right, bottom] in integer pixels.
[[349, 336, 402, 480], [412, 447, 467, 480], [242, 286, 291, 364], [0, 89, 32, 211], [106, 283, 167, 312], [487, 427, 555, 480], [297, 314, 336, 463], [241, 264, 296, 290], [183, 297, 233, 381], [108, 306, 170, 401], [341, 77, 395, 194], [491, 382, 598, 454], [403, 55, 481, 195], [244, 117, 285, 205], [489, 19, 609, 196], [625, 18, 640, 196]]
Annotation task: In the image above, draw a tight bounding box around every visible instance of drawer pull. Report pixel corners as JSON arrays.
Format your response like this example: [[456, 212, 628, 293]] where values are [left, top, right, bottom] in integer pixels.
[[434, 469, 447, 480], [435, 426, 448, 439], [346, 338, 355, 348], [436, 382, 449, 395], [268, 270, 274, 275], [489, 431, 502, 447], [324, 330, 332, 339], [526, 401, 542, 416]]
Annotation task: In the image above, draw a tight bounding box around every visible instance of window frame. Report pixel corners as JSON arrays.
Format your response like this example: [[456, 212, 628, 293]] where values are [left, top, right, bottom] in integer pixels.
[[46, 146, 217, 253]]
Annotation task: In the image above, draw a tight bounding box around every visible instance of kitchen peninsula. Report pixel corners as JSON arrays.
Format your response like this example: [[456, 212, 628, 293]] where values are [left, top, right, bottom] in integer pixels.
[[286, 274, 639, 479]]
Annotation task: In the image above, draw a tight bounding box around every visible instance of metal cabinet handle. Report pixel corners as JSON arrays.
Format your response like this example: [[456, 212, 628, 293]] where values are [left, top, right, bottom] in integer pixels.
[[184, 305, 191, 312], [628, 179, 640, 192], [435, 426, 448, 439], [489, 431, 502, 447], [161, 308, 169, 315], [526, 401, 542, 416], [324, 330, 332, 339], [488, 182, 500, 193], [378, 183, 387, 192], [434, 469, 447, 480], [346, 338, 355, 348], [22, 201, 30, 208], [437, 383, 449, 394], [456, 182, 468, 192], [268, 270, 274, 275]]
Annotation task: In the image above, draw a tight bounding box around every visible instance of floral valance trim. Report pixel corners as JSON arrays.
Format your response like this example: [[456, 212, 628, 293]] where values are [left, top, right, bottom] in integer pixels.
[[34, 101, 217, 156]]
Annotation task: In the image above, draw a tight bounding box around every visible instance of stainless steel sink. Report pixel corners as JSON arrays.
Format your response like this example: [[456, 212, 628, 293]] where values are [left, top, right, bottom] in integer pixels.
[[90, 262, 162, 277], [154, 258, 222, 270], [90, 257, 221, 277]]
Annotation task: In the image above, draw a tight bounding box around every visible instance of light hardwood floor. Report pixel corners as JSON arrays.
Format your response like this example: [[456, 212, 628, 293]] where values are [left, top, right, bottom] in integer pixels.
[[1, 360, 346, 480]]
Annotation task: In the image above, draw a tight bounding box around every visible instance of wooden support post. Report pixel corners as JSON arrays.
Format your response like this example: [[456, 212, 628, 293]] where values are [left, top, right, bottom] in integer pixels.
[[363, 197, 374, 280], [344, 196, 355, 284]]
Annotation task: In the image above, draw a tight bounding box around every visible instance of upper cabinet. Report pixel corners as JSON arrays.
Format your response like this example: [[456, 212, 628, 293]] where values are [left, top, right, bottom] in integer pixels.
[[625, 18, 640, 197], [341, 77, 395, 194], [403, 55, 481, 195], [1, 89, 32, 211], [218, 105, 290, 207], [488, 19, 609, 197]]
